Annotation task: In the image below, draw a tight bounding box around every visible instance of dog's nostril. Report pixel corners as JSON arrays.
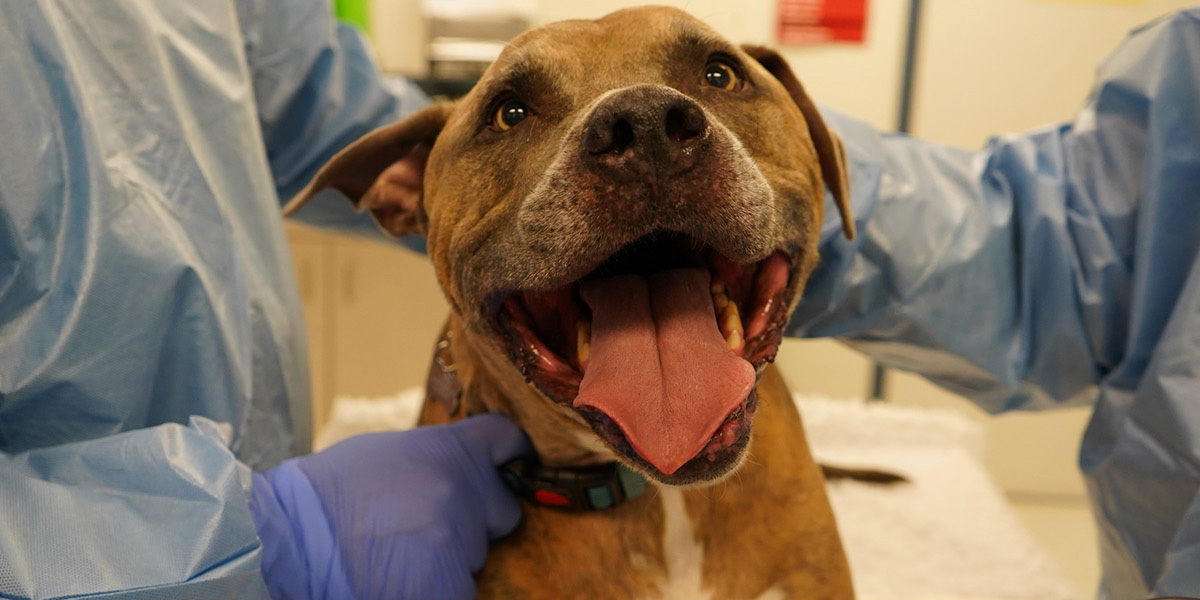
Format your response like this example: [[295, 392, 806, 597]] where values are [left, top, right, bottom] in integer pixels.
[[583, 95, 705, 159], [585, 117, 637, 155], [611, 119, 635, 153], [664, 105, 706, 143]]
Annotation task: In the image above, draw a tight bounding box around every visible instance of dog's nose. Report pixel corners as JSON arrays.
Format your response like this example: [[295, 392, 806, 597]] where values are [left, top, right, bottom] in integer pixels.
[[582, 85, 708, 175]]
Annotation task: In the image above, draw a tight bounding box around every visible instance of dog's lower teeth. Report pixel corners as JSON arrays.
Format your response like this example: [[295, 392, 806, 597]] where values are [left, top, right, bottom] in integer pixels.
[[726, 328, 744, 352], [720, 302, 744, 353], [577, 321, 591, 368], [711, 282, 729, 311], [712, 281, 747, 353], [721, 302, 740, 332]]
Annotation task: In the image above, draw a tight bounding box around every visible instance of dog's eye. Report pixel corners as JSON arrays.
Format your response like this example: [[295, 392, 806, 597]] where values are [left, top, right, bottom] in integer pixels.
[[493, 100, 529, 131], [703, 61, 741, 91]]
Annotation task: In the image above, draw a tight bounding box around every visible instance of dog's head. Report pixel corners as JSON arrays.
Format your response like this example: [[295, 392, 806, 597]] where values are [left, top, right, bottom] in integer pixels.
[[290, 6, 854, 486]]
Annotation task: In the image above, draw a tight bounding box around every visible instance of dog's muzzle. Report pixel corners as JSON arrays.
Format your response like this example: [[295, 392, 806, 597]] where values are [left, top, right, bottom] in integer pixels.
[[581, 85, 710, 182]]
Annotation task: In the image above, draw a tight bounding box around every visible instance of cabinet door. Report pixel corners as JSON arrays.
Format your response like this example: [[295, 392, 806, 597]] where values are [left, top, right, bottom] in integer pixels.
[[286, 223, 332, 430], [331, 236, 449, 400]]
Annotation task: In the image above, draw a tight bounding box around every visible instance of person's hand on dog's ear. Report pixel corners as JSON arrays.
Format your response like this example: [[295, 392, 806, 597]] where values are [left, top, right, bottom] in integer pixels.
[[249, 413, 532, 600]]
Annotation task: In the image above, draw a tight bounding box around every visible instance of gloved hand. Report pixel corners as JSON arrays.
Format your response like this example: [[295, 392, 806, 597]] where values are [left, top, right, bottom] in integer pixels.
[[249, 413, 532, 600]]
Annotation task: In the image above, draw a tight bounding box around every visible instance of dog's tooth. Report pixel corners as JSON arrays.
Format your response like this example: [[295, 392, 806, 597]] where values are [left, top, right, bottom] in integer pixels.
[[712, 291, 728, 311], [577, 321, 591, 368], [711, 282, 729, 312], [721, 302, 745, 353], [721, 302, 741, 335], [726, 328, 744, 352]]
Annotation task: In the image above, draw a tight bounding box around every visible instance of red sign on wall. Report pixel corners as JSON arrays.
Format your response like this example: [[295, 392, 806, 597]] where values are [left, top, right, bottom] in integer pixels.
[[777, 0, 868, 45]]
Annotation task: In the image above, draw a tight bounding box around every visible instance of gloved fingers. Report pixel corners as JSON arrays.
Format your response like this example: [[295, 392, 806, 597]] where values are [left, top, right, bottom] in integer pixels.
[[479, 464, 526, 541], [276, 420, 531, 599], [450, 505, 495, 582], [373, 529, 479, 600], [429, 546, 478, 600], [449, 412, 533, 465], [448, 413, 531, 541]]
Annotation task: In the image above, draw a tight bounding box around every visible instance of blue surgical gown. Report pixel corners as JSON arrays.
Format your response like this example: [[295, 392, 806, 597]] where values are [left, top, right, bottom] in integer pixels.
[[791, 9, 1200, 600], [0, 1, 424, 597]]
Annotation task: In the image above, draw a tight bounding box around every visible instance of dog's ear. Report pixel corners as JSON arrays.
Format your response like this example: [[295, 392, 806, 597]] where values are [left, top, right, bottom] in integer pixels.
[[284, 102, 454, 238], [741, 45, 855, 240]]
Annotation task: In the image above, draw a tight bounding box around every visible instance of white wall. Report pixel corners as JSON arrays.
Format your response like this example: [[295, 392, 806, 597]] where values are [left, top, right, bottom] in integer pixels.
[[372, 0, 909, 128], [911, 0, 1194, 148], [372, 0, 1195, 140]]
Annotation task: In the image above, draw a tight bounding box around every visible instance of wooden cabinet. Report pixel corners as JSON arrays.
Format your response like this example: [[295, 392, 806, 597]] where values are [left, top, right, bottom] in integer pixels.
[[287, 222, 447, 430]]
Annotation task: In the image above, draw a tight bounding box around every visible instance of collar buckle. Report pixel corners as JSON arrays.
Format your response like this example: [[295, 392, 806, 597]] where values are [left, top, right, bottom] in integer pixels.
[[427, 330, 463, 417]]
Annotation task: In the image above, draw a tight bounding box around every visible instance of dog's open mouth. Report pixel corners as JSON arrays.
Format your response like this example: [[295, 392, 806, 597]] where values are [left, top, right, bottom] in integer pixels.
[[489, 231, 797, 484]]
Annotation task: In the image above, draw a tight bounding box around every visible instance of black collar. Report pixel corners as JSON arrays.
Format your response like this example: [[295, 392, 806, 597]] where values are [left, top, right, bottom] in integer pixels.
[[427, 329, 648, 511], [501, 456, 647, 511]]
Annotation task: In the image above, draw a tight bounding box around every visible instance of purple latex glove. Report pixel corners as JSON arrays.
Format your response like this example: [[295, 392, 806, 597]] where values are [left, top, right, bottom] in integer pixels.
[[249, 413, 531, 600]]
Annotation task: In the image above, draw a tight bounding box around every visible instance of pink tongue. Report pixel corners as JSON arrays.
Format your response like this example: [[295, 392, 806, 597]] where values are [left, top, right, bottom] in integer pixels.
[[575, 268, 755, 475]]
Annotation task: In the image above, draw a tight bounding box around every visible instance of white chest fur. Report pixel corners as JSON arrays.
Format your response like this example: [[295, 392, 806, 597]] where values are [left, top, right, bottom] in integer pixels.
[[649, 487, 787, 600], [654, 487, 711, 600]]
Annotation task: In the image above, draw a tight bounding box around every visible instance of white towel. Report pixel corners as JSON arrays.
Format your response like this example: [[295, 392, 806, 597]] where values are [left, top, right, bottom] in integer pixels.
[[799, 396, 1082, 600]]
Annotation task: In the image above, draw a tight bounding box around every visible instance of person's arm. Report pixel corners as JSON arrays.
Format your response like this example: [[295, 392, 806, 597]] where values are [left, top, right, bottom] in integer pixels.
[[790, 10, 1200, 597], [236, 0, 430, 234], [0, 413, 529, 600], [0, 418, 269, 598]]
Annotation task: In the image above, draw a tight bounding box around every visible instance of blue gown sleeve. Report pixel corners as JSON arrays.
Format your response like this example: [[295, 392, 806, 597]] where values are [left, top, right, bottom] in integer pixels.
[[789, 10, 1200, 598], [0, 1, 419, 597], [0, 418, 268, 598], [237, 0, 430, 233]]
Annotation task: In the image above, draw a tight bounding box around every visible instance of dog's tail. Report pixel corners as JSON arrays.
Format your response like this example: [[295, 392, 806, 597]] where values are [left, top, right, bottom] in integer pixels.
[[820, 464, 908, 485]]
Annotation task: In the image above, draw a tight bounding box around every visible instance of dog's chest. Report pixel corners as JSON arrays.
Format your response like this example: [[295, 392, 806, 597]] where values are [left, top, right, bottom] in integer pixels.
[[478, 485, 789, 599], [474, 370, 852, 599], [651, 488, 787, 600], [652, 487, 710, 599]]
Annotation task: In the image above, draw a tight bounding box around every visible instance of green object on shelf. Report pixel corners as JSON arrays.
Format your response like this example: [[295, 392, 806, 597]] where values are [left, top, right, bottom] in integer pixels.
[[335, 0, 370, 33]]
